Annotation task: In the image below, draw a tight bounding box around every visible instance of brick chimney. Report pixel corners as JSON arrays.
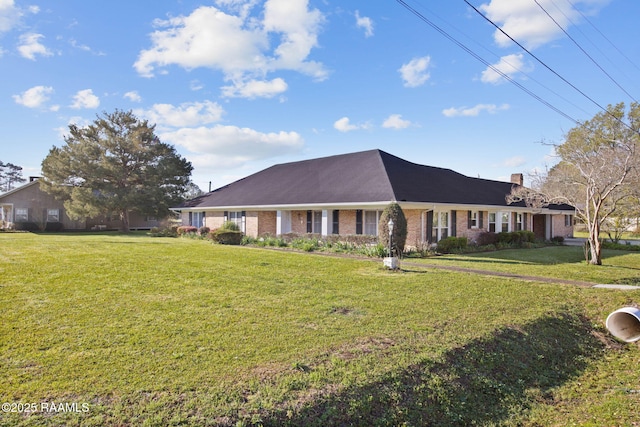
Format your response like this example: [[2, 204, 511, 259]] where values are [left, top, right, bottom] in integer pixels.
[[510, 173, 524, 186]]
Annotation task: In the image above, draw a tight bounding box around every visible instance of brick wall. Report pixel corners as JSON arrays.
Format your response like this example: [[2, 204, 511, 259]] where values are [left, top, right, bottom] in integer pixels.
[[204, 212, 225, 230], [290, 210, 308, 234], [403, 209, 423, 248], [339, 210, 357, 235], [257, 211, 277, 236], [552, 214, 573, 238]]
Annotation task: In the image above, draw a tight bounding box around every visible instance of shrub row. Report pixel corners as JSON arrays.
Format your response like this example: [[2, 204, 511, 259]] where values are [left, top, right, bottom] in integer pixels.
[[437, 231, 543, 254], [12, 221, 65, 232], [436, 236, 468, 254], [476, 231, 536, 246], [242, 233, 387, 257], [209, 229, 243, 245]]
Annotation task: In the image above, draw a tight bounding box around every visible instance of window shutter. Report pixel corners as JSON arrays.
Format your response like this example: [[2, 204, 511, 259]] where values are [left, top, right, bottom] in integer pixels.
[[451, 211, 457, 237], [223, 211, 228, 222], [479, 211, 484, 229], [188, 212, 193, 225], [523, 213, 528, 230], [306, 210, 312, 233], [356, 210, 363, 235], [426, 211, 434, 244], [332, 210, 339, 235], [467, 211, 472, 229]]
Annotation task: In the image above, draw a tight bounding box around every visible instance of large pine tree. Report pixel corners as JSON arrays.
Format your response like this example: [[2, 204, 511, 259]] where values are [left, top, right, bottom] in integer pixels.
[[41, 110, 193, 232]]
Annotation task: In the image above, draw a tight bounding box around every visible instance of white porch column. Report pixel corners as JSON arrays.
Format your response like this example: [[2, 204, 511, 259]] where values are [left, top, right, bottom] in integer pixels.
[[321, 210, 329, 236], [277, 210, 291, 235]]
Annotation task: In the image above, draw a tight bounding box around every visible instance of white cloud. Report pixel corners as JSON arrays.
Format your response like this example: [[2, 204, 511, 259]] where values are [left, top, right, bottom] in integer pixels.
[[136, 101, 225, 128], [160, 125, 304, 169], [221, 77, 288, 99], [478, 0, 608, 49], [17, 33, 53, 60], [263, 0, 326, 78], [442, 103, 510, 117], [480, 53, 530, 84], [399, 56, 431, 88], [190, 80, 204, 91], [124, 91, 142, 103], [355, 10, 374, 37], [333, 116, 370, 132], [13, 85, 54, 109], [0, 0, 21, 33], [382, 114, 411, 130], [503, 155, 526, 168], [70, 89, 100, 109], [134, 0, 326, 98]]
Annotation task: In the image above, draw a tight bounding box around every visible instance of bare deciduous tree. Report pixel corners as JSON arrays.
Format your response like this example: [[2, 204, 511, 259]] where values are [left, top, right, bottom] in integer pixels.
[[509, 102, 640, 265]]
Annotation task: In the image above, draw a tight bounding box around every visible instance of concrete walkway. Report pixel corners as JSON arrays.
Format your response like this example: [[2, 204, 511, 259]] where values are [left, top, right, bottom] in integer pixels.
[[398, 260, 640, 290], [564, 237, 640, 246]]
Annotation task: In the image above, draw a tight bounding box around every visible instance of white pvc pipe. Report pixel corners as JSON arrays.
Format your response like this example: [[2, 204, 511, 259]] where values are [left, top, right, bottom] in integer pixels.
[[606, 307, 640, 342]]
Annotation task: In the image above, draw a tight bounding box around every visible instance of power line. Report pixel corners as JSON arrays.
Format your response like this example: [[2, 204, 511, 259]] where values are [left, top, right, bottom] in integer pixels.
[[534, 0, 637, 103], [565, 0, 640, 76], [462, 0, 639, 134], [399, 0, 577, 123], [410, 1, 592, 117], [548, 0, 640, 95], [395, 0, 580, 124]]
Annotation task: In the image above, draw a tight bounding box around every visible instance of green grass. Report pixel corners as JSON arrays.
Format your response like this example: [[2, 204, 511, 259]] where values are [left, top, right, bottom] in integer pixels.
[[1, 233, 639, 426], [406, 245, 640, 285]]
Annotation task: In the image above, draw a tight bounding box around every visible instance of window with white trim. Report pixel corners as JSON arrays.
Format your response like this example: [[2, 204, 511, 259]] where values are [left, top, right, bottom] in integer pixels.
[[312, 210, 322, 234], [364, 210, 380, 236], [15, 208, 28, 222], [47, 209, 60, 222], [191, 211, 204, 228], [228, 211, 245, 232], [501, 212, 510, 232], [488, 212, 496, 232], [515, 213, 523, 231], [470, 211, 479, 228], [565, 215, 573, 227], [432, 211, 449, 242]]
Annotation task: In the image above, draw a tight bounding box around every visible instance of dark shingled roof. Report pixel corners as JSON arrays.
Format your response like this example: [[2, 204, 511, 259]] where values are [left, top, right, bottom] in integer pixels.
[[177, 149, 567, 209]]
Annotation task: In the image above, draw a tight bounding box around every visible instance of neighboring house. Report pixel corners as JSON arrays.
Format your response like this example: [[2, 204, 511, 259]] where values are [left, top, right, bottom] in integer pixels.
[[0, 178, 161, 231], [173, 149, 575, 245]]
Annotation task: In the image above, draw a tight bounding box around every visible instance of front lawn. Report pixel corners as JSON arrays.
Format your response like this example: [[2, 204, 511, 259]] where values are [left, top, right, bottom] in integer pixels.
[[407, 245, 640, 285], [1, 233, 639, 426]]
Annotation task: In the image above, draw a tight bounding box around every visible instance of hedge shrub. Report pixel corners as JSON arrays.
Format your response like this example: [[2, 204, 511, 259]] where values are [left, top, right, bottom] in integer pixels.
[[44, 222, 64, 232], [14, 221, 40, 232], [177, 226, 198, 235], [436, 236, 468, 254], [209, 229, 243, 245]]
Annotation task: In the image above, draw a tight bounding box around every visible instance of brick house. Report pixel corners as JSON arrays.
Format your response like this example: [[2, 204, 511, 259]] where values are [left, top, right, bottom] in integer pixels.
[[174, 149, 574, 245], [0, 178, 162, 231]]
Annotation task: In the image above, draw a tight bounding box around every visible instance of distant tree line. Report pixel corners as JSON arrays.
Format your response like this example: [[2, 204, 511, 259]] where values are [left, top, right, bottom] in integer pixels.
[[0, 161, 26, 192]]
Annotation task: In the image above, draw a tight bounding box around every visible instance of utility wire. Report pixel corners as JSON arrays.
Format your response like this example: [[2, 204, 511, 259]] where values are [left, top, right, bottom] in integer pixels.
[[463, 0, 639, 134], [548, 0, 639, 95], [534, 0, 637, 103], [395, 0, 580, 124], [565, 0, 640, 75], [410, 0, 592, 117]]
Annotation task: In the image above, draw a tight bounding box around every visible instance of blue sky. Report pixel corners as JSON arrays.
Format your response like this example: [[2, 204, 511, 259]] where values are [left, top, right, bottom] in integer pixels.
[[1, 0, 638, 191]]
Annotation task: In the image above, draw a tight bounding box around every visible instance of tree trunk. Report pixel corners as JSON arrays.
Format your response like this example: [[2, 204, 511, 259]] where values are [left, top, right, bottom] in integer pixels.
[[588, 221, 602, 265], [120, 209, 130, 233]]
